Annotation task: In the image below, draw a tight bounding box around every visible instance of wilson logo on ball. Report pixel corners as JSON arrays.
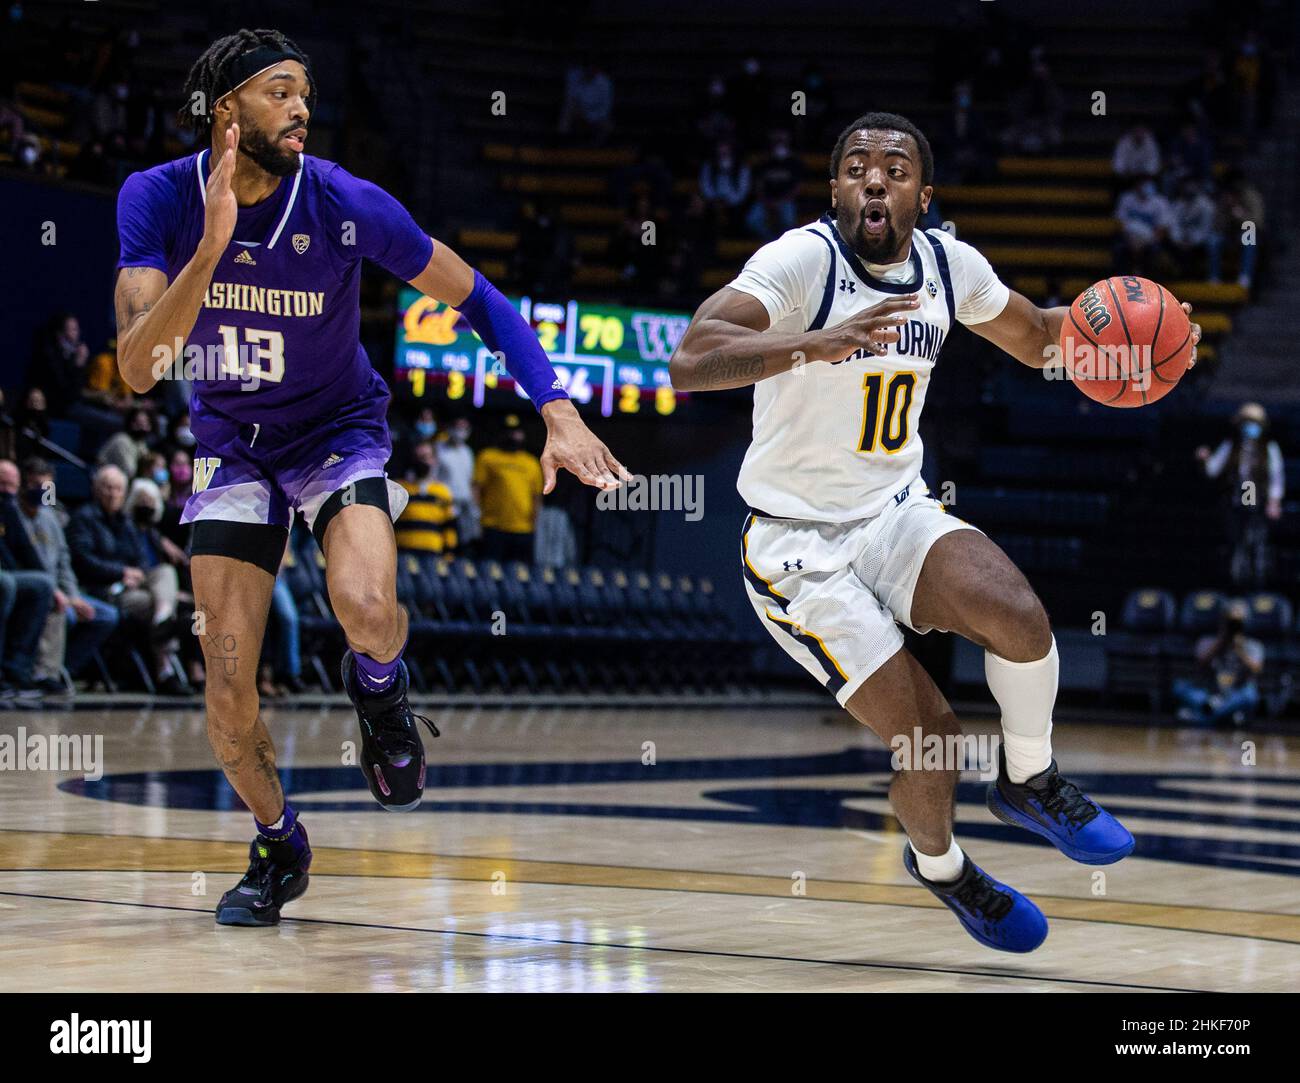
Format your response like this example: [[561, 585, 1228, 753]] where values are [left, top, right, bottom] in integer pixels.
[[1077, 284, 1113, 335]]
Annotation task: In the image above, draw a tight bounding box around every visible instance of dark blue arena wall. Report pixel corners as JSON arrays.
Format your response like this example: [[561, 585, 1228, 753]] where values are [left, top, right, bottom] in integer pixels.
[[1, 174, 119, 390]]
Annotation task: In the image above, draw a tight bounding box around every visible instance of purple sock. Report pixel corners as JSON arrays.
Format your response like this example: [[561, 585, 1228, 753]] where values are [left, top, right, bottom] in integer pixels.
[[353, 641, 405, 694], [254, 802, 307, 857]]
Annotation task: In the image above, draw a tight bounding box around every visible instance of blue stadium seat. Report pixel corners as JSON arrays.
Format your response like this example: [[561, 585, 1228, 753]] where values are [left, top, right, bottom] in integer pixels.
[[1243, 593, 1293, 639], [1179, 590, 1227, 635]]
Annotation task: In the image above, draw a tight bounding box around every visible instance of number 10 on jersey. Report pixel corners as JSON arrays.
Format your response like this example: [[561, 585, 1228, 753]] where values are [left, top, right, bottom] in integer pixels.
[[857, 370, 917, 454]]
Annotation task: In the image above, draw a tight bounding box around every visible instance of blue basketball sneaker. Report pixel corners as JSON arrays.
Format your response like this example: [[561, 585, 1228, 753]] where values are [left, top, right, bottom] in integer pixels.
[[341, 650, 439, 811], [903, 844, 1048, 953], [986, 747, 1134, 865]]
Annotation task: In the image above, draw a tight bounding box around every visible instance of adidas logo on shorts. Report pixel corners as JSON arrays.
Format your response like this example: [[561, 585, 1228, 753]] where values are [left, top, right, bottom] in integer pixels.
[[321, 452, 343, 469]]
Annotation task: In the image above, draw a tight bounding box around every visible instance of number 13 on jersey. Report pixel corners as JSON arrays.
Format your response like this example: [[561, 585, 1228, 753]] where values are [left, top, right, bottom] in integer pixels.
[[857, 370, 918, 454]]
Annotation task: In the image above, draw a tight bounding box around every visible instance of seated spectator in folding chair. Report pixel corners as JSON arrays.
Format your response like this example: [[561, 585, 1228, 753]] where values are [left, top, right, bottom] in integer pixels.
[[10, 456, 119, 690], [396, 439, 459, 556], [0, 459, 56, 695], [68, 464, 186, 694], [1173, 601, 1264, 726]]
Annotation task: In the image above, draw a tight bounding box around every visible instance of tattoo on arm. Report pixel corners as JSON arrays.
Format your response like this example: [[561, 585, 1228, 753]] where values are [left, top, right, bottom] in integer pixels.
[[695, 349, 765, 388]]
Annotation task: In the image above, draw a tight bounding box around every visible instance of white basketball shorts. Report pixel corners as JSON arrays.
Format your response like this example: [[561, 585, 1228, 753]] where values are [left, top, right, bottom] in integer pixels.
[[740, 477, 981, 705]]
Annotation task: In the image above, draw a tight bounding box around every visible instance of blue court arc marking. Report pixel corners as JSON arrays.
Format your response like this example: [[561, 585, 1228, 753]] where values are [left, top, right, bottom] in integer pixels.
[[58, 749, 1300, 877]]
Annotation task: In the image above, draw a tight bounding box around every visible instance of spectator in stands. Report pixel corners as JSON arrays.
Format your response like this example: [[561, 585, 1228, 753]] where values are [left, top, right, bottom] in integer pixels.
[[1210, 170, 1264, 288], [558, 58, 613, 144], [1173, 601, 1263, 726], [160, 448, 192, 547], [699, 141, 750, 234], [1197, 402, 1285, 588], [1164, 121, 1213, 192], [1169, 178, 1218, 278], [746, 130, 803, 240], [1001, 52, 1063, 154], [68, 465, 185, 694], [937, 80, 993, 185], [515, 198, 575, 298], [12, 457, 118, 689], [396, 439, 459, 556], [35, 312, 122, 451], [439, 417, 479, 547], [84, 335, 134, 414], [0, 460, 56, 695], [1182, 49, 1233, 133], [473, 414, 542, 565], [1111, 123, 1161, 183], [1114, 178, 1172, 276], [14, 386, 51, 462], [97, 404, 157, 481], [695, 73, 737, 155]]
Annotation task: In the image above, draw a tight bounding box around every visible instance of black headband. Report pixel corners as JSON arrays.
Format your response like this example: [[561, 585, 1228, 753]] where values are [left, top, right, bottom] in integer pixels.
[[215, 45, 308, 101]]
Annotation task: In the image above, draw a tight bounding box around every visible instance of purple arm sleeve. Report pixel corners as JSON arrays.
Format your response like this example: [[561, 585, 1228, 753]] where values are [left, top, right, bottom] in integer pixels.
[[456, 270, 569, 411]]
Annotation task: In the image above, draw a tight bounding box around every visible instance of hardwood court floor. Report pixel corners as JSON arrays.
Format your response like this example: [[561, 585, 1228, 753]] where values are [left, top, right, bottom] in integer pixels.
[[1, 703, 1298, 992]]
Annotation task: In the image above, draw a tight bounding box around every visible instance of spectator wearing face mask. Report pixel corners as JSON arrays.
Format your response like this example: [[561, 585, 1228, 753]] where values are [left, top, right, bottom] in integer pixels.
[[1173, 601, 1264, 726], [473, 415, 542, 565], [396, 440, 458, 555], [699, 141, 751, 234], [438, 417, 479, 545], [1114, 177, 1172, 276], [68, 466, 187, 694], [12, 456, 119, 690], [1197, 402, 1285, 588], [746, 129, 804, 240], [97, 405, 157, 480], [160, 448, 193, 548]]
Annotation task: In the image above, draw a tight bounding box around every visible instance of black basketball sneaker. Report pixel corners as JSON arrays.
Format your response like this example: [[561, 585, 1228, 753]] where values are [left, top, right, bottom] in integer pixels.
[[341, 650, 439, 811], [215, 831, 312, 927]]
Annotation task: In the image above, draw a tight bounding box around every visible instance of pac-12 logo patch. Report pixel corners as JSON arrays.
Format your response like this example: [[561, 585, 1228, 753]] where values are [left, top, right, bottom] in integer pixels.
[[292, 234, 311, 254], [925, 278, 938, 298]]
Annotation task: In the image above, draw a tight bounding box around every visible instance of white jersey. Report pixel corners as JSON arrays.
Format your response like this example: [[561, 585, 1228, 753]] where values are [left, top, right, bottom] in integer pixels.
[[730, 214, 1010, 522]]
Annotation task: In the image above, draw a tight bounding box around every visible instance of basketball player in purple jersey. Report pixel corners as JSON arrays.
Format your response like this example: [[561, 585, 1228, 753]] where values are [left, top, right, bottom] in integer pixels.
[[114, 29, 628, 926]]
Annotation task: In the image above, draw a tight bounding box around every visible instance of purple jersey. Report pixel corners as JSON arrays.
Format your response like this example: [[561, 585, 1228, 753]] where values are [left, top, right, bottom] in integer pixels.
[[116, 152, 433, 424]]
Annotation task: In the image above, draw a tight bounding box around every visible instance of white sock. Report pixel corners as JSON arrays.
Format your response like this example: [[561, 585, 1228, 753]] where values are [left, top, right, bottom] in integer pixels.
[[986, 636, 1057, 783], [913, 838, 965, 883]]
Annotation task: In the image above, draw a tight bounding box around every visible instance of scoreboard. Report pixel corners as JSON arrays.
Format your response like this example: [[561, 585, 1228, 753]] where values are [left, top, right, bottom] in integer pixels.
[[392, 288, 690, 417]]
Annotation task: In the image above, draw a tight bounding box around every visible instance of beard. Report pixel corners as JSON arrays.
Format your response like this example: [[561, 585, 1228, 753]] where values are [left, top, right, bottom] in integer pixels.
[[239, 123, 301, 177], [837, 198, 920, 264]]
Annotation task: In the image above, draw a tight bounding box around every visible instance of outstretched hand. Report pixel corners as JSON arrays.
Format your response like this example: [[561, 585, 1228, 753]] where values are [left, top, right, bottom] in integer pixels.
[[539, 400, 630, 493]]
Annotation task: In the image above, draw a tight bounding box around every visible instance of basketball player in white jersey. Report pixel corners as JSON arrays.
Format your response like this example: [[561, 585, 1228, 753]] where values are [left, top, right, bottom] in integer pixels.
[[671, 113, 1200, 953]]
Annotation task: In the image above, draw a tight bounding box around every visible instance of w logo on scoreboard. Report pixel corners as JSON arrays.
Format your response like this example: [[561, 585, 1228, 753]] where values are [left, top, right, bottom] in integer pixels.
[[631, 313, 690, 364]]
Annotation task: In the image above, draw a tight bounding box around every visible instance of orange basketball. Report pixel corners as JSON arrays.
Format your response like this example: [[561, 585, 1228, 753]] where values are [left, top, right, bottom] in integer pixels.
[[1058, 276, 1192, 407]]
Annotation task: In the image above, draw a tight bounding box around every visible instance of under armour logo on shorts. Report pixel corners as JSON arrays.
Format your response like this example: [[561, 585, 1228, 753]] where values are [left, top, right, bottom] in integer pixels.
[[783, 559, 803, 571]]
